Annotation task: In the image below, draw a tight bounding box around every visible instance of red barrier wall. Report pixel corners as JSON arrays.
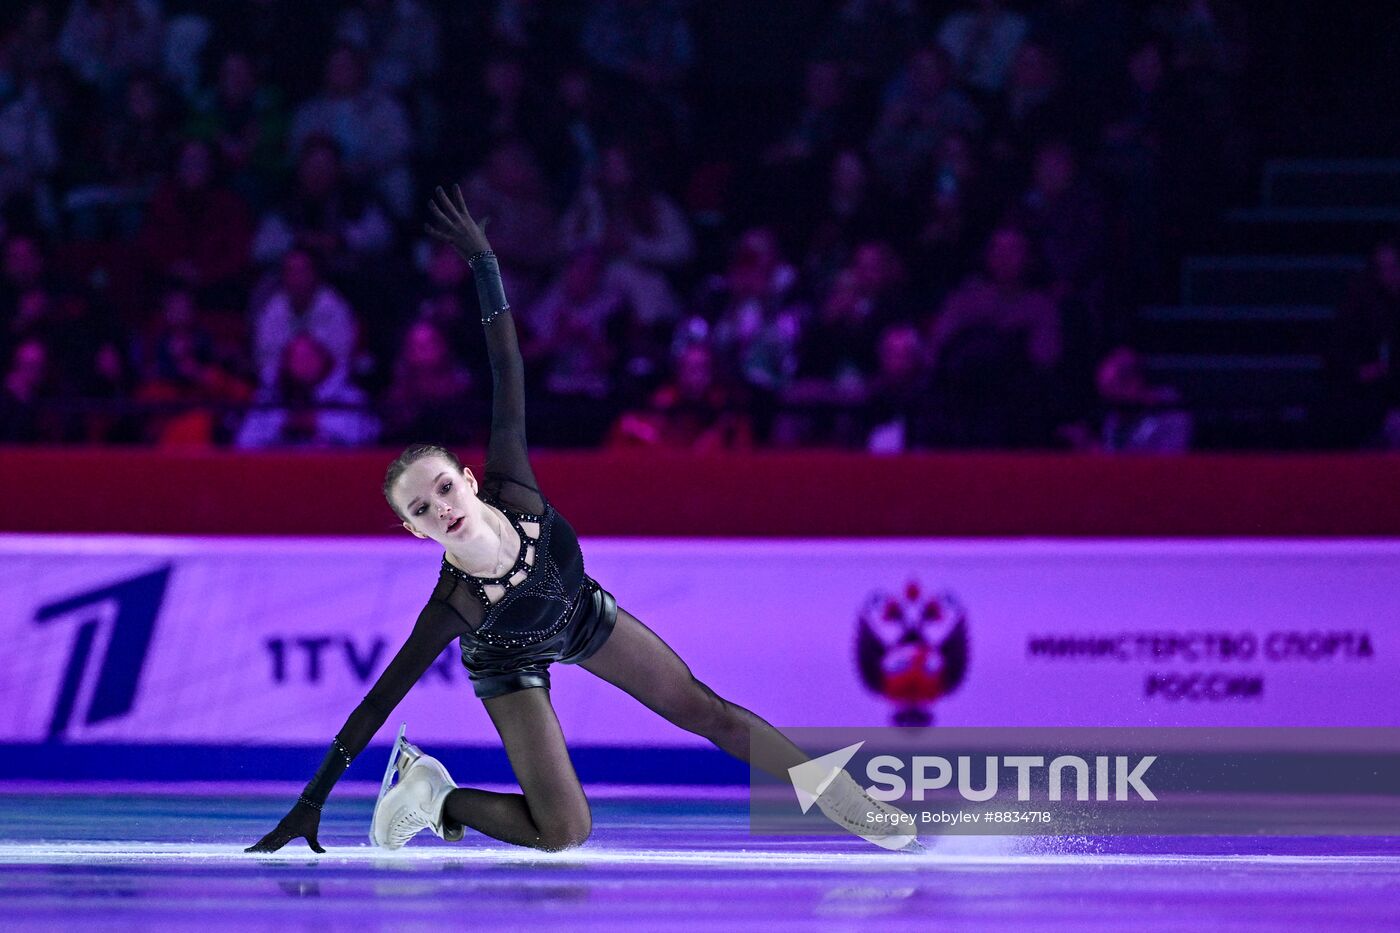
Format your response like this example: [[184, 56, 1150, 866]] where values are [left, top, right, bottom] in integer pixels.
[[1, 448, 1397, 537]]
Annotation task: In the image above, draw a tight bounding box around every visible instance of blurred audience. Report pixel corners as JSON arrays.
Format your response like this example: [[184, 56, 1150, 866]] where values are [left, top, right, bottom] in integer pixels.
[[382, 318, 474, 445], [609, 341, 752, 450], [1092, 345, 1191, 452], [134, 288, 252, 446], [925, 225, 1063, 446], [561, 143, 691, 326], [138, 138, 252, 304], [937, 0, 1028, 96], [288, 45, 412, 218], [236, 332, 379, 447], [1324, 239, 1400, 448], [185, 49, 289, 207], [252, 249, 359, 388], [252, 135, 392, 275], [0, 0, 1306, 453], [0, 336, 59, 441]]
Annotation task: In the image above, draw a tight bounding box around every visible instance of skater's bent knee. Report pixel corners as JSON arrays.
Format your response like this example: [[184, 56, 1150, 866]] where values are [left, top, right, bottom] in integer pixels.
[[537, 817, 591, 851]]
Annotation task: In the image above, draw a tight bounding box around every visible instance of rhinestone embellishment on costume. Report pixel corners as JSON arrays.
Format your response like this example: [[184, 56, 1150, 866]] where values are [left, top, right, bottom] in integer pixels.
[[441, 496, 580, 649]]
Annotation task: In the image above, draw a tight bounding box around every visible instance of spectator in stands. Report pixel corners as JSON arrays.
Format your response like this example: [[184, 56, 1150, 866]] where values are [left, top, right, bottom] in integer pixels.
[[474, 55, 536, 154], [58, 0, 163, 94], [410, 241, 474, 352], [252, 249, 359, 389], [1098, 39, 1170, 306], [560, 143, 692, 324], [913, 132, 991, 299], [1102, 39, 1168, 153], [236, 332, 378, 448], [185, 49, 289, 207], [289, 44, 412, 218], [802, 150, 889, 294], [781, 243, 909, 443], [925, 225, 1063, 446], [334, 0, 441, 94], [252, 135, 392, 276], [67, 71, 178, 238], [79, 338, 142, 443], [134, 288, 252, 446], [780, 268, 881, 447], [815, 0, 932, 86], [1011, 139, 1107, 368], [789, 269, 881, 406], [763, 60, 860, 172], [0, 32, 61, 212], [696, 228, 804, 399], [865, 322, 931, 453], [524, 247, 623, 402], [382, 318, 474, 445], [868, 45, 982, 192], [928, 226, 1062, 375], [537, 66, 610, 195], [937, 0, 1028, 96], [580, 0, 694, 102], [1325, 238, 1400, 448], [1092, 345, 1191, 451], [0, 235, 52, 333], [138, 138, 253, 304], [988, 41, 1071, 166], [1, 236, 98, 393], [848, 239, 914, 326], [0, 336, 58, 441], [609, 341, 752, 451], [462, 138, 560, 307], [0, 0, 1269, 451]]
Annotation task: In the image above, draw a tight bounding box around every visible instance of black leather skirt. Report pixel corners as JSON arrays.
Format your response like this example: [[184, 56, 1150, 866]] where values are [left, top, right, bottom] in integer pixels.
[[460, 575, 619, 699]]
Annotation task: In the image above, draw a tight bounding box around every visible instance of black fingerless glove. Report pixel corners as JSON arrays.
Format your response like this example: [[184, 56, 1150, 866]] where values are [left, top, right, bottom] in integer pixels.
[[245, 797, 325, 853], [468, 249, 510, 323]]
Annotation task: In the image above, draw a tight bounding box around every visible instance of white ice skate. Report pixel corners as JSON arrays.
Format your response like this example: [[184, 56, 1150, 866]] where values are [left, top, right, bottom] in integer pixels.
[[814, 769, 924, 853], [369, 723, 463, 848]]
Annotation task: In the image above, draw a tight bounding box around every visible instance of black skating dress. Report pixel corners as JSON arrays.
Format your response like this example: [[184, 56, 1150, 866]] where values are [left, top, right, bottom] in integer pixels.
[[296, 254, 617, 808]]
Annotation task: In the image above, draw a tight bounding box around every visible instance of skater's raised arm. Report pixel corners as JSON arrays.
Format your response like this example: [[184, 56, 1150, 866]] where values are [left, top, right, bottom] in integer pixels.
[[245, 599, 466, 853], [425, 185, 543, 515]]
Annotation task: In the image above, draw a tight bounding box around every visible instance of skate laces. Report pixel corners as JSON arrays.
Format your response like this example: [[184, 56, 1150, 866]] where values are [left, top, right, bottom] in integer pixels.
[[388, 807, 431, 846], [379, 756, 453, 847]]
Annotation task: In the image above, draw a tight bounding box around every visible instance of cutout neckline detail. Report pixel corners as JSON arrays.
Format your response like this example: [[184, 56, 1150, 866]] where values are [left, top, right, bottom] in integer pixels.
[[442, 502, 544, 586]]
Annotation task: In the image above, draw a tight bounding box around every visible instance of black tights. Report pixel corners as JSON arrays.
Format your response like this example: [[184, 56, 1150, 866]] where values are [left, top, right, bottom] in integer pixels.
[[442, 607, 809, 851]]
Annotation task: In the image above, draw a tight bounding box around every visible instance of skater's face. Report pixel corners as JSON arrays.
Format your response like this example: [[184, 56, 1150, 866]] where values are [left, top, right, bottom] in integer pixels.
[[393, 455, 481, 542]]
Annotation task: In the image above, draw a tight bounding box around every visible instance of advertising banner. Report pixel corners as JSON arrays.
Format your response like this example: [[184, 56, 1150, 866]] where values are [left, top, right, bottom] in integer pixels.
[[0, 536, 1394, 757]]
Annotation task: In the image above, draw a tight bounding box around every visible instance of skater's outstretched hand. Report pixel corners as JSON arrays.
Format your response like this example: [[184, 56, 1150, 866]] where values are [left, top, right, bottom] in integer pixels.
[[425, 184, 491, 260], [245, 799, 325, 854]]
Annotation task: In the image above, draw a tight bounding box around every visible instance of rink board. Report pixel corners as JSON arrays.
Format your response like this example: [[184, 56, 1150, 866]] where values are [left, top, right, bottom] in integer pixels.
[[0, 535, 1396, 781]]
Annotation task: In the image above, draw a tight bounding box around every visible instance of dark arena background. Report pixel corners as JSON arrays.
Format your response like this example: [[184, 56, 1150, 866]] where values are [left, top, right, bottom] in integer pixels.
[[1, 1, 1398, 930]]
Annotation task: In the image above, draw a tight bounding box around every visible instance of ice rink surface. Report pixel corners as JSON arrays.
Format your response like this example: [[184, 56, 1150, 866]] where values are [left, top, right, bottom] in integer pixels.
[[1, 788, 1397, 931]]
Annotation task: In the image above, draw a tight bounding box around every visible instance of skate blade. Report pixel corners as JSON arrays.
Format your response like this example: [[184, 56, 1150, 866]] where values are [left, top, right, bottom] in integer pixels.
[[862, 832, 921, 852], [370, 722, 409, 846]]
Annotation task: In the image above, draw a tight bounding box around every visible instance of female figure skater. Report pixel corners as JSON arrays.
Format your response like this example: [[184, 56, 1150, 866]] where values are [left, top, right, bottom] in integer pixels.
[[247, 186, 916, 854]]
